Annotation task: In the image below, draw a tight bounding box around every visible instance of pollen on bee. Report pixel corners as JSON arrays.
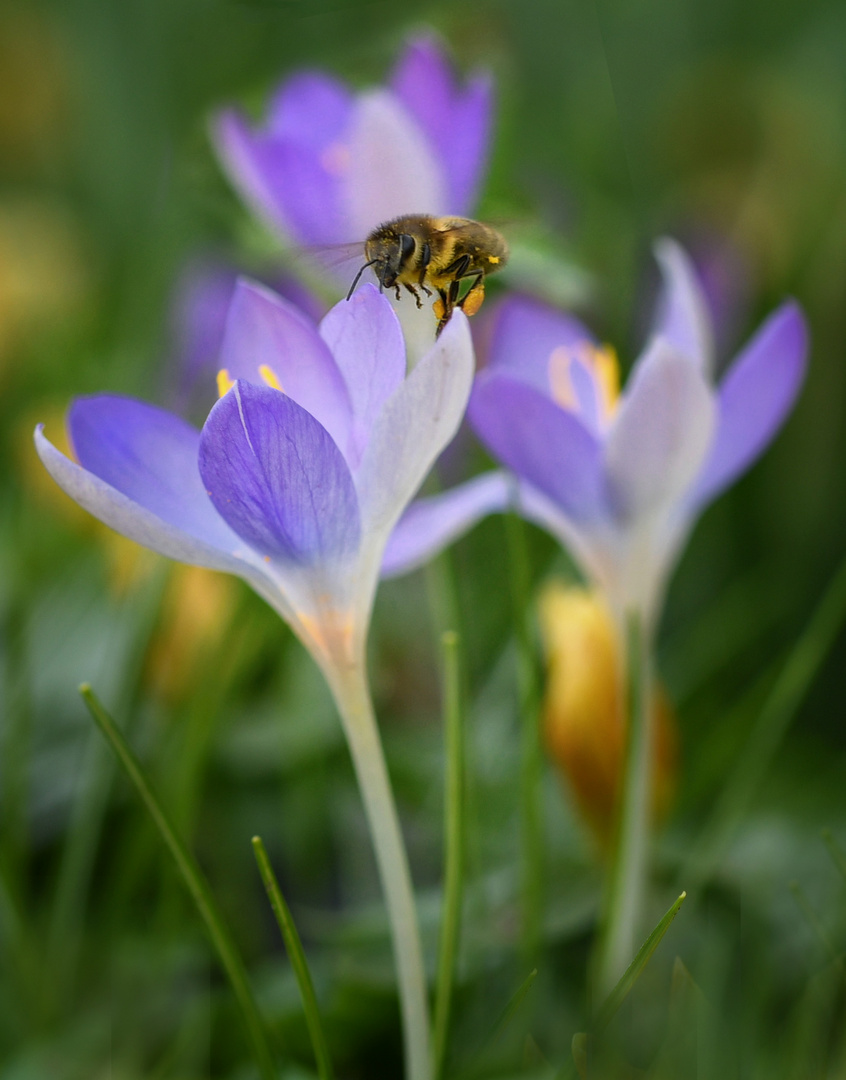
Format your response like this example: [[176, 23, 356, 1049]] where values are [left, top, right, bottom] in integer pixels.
[[433, 297, 446, 321], [462, 282, 486, 317], [216, 369, 235, 398], [488, 255, 501, 264]]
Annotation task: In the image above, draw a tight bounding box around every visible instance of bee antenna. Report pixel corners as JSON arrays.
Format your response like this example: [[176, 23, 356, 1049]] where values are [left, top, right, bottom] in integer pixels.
[[346, 259, 379, 301]]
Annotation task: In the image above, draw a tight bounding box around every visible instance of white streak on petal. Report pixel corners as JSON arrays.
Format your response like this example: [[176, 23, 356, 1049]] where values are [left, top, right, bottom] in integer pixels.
[[343, 91, 448, 240], [652, 238, 714, 378], [355, 311, 475, 540], [604, 339, 715, 523]]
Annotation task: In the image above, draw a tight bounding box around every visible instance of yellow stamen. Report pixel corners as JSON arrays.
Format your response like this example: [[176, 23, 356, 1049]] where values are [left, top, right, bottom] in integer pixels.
[[548, 341, 621, 424], [258, 364, 283, 392], [216, 369, 235, 398]]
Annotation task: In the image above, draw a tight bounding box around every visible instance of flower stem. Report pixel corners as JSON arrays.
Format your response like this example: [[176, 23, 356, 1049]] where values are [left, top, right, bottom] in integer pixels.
[[432, 631, 465, 1080], [326, 662, 431, 1080], [504, 511, 544, 964], [592, 610, 653, 999]]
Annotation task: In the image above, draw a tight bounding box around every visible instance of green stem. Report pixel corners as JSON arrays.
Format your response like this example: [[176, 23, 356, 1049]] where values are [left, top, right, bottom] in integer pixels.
[[432, 631, 465, 1080], [504, 511, 544, 963], [252, 836, 334, 1080], [79, 684, 277, 1080], [325, 662, 431, 1080], [593, 610, 653, 999]]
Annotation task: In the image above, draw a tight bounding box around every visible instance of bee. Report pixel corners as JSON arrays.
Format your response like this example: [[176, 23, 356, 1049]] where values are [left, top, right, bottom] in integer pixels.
[[346, 215, 508, 336]]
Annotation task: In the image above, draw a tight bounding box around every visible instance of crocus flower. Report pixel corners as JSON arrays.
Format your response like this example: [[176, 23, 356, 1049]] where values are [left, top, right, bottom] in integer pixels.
[[213, 34, 492, 249], [384, 239, 809, 628], [36, 281, 472, 672], [35, 281, 474, 1080], [539, 581, 676, 847]]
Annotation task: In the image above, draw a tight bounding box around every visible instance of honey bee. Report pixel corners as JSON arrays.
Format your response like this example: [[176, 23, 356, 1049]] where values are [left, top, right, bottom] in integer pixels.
[[346, 215, 509, 336]]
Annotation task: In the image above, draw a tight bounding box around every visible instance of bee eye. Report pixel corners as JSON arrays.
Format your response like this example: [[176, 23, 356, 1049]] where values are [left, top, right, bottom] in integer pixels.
[[399, 234, 415, 263]]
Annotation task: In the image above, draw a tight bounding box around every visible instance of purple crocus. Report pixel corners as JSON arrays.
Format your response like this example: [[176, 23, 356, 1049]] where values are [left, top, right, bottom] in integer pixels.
[[36, 281, 474, 672], [213, 34, 492, 249], [384, 239, 809, 626]]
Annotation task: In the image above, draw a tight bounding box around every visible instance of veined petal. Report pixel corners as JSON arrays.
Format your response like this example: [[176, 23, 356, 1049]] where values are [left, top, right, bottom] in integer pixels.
[[220, 280, 353, 456], [356, 311, 475, 538], [35, 415, 252, 573], [389, 36, 492, 214], [381, 471, 511, 578], [68, 396, 240, 550], [318, 284, 406, 467], [266, 71, 353, 145], [690, 300, 808, 510], [604, 339, 714, 522], [651, 238, 714, 376], [469, 374, 607, 522], [199, 381, 360, 564], [486, 295, 596, 397], [342, 91, 447, 240]]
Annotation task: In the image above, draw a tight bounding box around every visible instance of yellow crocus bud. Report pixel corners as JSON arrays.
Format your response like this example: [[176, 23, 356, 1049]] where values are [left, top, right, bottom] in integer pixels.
[[538, 582, 677, 849]]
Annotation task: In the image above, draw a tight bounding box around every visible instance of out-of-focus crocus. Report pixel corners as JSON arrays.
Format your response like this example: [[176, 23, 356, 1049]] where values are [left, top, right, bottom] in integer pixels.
[[539, 581, 677, 848], [384, 239, 809, 629], [213, 35, 492, 248], [35, 280, 473, 1080]]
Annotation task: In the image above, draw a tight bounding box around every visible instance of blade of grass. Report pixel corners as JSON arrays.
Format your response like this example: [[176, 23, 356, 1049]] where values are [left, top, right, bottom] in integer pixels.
[[593, 890, 686, 1033], [684, 554, 846, 890], [432, 630, 465, 1080], [490, 967, 539, 1046], [504, 509, 544, 964], [251, 836, 333, 1080], [79, 683, 277, 1080]]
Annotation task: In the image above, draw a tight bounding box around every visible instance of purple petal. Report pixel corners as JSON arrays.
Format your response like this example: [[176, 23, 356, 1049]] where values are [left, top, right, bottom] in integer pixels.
[[690, 301, 808, 509], [212, 112, 346, 246], [390, 36, 492, 213], [37, 399, 253, 569], [199, 381, 360, 564], [318, 284, 406, 468], [468, 374, 607, 521], [220, 280, 353, 457], [266, 71, 353, 145], [356, 311, 475, 537], [604, 339, 714, 522], [342, 91, 447, 240], [485, 295, 596, 397], [381, 471, 511, 578], [68, 396, 241, 551], [651, 238, 714, 376]]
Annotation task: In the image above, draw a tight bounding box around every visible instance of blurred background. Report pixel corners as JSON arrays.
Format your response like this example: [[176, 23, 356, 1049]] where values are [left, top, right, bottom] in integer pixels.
[[2, 0, 846, 1076]]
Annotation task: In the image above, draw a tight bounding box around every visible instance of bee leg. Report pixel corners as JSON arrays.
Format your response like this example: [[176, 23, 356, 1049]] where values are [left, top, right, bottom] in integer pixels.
[[394, 284, 402, 301], [458, 273, 486, 317], [444, 254, 472, 279], [433, 288, 453, 337], [403, 282, 423, 309], [418, 243, 433, 295]]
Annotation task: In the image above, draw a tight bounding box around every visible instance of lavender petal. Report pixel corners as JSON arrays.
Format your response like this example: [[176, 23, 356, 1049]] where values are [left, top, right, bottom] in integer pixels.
[[468, 374, 607, 522], [199, 381, 360, 565], [604, 339, 714, 522], [220, 280, 353, 456], [690, 300, 808, 509], [381, 471, 511, 577], [651, 238, 714, 376]]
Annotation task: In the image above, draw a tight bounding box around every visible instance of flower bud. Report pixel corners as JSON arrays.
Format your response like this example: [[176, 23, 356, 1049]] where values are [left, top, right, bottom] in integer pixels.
[[538, 582, 677, 848]]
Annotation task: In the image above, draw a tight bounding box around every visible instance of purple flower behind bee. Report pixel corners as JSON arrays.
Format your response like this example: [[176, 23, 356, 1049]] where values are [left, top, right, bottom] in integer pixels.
[[212, 34, 493, 249]]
